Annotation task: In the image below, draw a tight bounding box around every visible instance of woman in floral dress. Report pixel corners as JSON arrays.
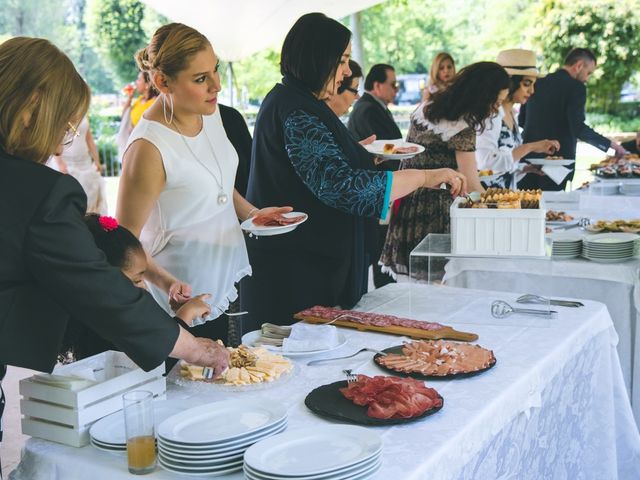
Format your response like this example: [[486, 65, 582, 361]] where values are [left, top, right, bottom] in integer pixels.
[[380, 62, 510, 276]]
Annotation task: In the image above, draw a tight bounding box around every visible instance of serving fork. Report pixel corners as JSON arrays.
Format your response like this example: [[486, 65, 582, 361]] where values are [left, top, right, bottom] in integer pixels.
[[343, 369, 357, 383]]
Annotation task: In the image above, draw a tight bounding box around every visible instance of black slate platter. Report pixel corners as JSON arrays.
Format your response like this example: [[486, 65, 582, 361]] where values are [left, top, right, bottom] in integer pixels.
[[373, 345, 497, 380], [304, 380, 443, 426]]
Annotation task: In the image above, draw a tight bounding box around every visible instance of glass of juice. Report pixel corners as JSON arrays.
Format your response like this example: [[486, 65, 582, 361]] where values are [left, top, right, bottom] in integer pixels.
[[123, 390, 156, 474]]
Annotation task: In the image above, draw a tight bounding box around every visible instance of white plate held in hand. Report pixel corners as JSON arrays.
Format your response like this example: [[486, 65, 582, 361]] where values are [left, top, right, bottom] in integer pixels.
[[241, 212, 308, 237]]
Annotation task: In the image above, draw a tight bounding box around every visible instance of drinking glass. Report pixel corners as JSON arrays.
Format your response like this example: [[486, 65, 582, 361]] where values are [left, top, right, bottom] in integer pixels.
[[123, 390, 156, 474]]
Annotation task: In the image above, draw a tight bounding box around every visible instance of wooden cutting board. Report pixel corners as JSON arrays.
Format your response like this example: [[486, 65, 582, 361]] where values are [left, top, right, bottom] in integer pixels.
[[295, 314, 478, 342]]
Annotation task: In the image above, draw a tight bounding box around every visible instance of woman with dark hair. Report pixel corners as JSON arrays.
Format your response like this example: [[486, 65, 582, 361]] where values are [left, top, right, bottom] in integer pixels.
[[476, 49, 560, 188], [242, 13, 466, 330], [380, 62, 510, 276], [326, 59, 364, 118]]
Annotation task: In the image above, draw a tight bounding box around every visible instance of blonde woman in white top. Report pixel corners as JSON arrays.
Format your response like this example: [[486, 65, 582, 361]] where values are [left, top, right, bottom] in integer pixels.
[[118, 23, 290, 341]]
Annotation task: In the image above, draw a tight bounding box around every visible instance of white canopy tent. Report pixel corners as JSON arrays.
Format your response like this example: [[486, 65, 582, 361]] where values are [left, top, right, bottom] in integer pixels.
[[141, 0, 384, 62]]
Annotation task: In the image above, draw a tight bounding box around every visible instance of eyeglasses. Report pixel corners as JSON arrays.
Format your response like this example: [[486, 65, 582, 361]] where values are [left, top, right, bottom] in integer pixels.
[[343, 86, 359, 95], [62, 122, 80, 146]]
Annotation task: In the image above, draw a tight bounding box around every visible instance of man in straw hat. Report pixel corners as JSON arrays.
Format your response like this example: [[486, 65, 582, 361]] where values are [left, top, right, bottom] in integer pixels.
[[518, 48, 626, 190]]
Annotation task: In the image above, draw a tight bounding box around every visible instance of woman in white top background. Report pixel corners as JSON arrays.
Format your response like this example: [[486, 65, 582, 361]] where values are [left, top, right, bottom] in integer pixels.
[[117, 23, 289, 343], [51, 116, 107, 214], [476, 49, 560, 188]]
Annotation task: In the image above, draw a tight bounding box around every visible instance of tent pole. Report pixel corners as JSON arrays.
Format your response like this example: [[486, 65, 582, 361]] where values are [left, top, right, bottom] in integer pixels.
[[350, 12, 364, 75]]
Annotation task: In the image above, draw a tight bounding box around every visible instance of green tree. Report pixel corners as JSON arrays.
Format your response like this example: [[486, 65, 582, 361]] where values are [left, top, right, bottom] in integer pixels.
[[86, 0, 148, 85], [529, 0, 640, 112]]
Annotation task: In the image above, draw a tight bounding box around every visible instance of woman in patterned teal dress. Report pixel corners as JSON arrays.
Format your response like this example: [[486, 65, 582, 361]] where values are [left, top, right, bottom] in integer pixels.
[[241, 13, 466, 330]]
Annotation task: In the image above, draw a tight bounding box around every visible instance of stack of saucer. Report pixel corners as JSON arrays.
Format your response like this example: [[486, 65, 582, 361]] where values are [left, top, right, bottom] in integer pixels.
[[156, 399, 287, 476], [243, 425, 382, 480], [582, 233, 639, 263], [548, 233, 583, 259], [89, 399, 183, 452]]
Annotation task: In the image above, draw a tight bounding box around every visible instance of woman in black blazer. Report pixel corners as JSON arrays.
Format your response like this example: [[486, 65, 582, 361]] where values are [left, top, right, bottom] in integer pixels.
[[0, 37, 229, 464]]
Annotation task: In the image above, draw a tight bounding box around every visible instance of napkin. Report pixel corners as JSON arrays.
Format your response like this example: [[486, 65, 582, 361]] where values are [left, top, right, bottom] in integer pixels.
[[541, 165, 572, 185], [281, 323, 341, 352], [33, 370, 97, 390]]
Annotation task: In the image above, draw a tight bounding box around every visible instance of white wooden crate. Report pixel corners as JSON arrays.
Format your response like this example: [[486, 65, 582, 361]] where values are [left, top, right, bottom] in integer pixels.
[[20, 351, 166, 446], [450, 197, 546, 256]]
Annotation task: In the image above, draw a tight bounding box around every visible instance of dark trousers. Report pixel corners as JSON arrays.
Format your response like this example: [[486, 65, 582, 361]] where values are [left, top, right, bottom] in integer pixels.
[[1, 363, 6, 478], [518, 171, 572, 191], [372, 224, 395, 288]]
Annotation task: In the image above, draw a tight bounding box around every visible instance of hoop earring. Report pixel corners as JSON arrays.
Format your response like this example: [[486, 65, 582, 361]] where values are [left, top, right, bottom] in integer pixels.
[[162, 93, 174, 125]]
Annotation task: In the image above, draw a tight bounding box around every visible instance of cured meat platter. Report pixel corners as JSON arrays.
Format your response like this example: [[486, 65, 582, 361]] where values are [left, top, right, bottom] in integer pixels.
[[305, 377, 443, 426], [374, 341, 496, 379], [294, 306, 478, 342]]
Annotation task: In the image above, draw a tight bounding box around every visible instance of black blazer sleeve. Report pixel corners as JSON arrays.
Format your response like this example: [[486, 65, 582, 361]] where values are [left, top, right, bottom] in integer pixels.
[[567, 83, 611, 152], [24, 174, 179, 371]]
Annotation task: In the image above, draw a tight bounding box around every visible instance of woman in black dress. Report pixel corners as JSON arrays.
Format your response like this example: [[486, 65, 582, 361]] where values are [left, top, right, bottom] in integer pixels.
[[241, 13, 467, 331]]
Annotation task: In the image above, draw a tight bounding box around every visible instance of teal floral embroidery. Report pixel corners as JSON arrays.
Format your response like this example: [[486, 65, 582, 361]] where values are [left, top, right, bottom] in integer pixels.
[[284, 110, 388, 218]]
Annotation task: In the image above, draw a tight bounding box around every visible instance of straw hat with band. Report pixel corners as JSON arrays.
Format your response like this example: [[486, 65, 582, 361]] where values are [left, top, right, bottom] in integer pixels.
[[496, 49, 541, 77]]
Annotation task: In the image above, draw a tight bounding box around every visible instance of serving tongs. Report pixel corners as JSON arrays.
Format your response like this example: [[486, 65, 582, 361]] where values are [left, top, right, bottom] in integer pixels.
[[516, 294, 583, 308]]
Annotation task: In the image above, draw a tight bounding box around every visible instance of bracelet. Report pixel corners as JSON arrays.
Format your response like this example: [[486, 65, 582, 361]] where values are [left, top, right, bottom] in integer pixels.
[[246, 207, 259, 220]]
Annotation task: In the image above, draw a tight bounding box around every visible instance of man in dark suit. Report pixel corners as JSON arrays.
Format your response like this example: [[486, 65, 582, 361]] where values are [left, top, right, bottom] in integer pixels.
[[518, 48, 626, 190], [219, 103, 253, 197], [348, 64, 401, 288]]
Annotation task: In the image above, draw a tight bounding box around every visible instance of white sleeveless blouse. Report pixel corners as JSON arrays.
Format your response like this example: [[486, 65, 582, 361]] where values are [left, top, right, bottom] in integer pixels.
[[126, 108, 251, 324]]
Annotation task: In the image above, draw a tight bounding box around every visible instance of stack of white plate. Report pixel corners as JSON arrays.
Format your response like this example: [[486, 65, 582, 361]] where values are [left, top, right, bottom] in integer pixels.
[[156, 399, 287, 476], [549, 233, 583, 259], [89, 399, 184, 452], [620, 182, 640, 196], [582, 233, 639, 263], [243, 425, 382, 480]]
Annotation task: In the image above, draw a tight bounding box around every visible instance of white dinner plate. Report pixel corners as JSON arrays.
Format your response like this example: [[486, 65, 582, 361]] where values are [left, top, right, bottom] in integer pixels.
[[158, 420, 287, 455], [363, 139, 425, 160], [90, 399, 185, 446], [583, 233, 639, 244], [478, 173, 505, 184], [90, 439, 126, 453], [158, 451, 244, 467], [157, 399, 287, 445], [241, 212, 308, 237], [243, 425, 382, 476], [241, 330, 347, 357], [546, 219, 579, 227], [243, 455, 382, 480], [526, 158, 576, 167], [158, 456, 243, 475]]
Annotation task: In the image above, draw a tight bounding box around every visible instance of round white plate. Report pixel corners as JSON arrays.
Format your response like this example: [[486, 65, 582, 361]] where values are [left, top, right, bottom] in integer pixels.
[[243, 425, 382, 476], [158, 457, 243, 475], [158, 451, 244, 467], [158, 420, 287, 454], [241, 212, 308, 237], [583, 233, 639, 244], [363, 139, 425, 160], [244, 455, 382, 480], [241, 330, 347, 357], [157, 399, 287, 445], [526, 158, 576, 167], [90, 399, 185, 446], [90, 439, 126, 453]]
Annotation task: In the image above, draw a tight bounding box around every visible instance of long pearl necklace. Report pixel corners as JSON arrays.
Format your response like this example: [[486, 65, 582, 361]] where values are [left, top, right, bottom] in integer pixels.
[[173, 115, 229, 205]]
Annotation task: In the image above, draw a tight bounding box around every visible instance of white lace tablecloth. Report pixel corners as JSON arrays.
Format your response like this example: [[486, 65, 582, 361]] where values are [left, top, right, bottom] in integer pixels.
[[10, 284, 640, 480]]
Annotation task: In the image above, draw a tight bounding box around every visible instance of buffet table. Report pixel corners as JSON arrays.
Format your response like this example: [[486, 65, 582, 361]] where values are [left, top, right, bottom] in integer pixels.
[[442, 190, 640, 425], [10, 284, 640, 480]]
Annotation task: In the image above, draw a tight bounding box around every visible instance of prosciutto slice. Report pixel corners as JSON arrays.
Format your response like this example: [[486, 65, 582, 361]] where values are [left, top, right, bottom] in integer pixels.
[[340, 375, 442, 419]]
